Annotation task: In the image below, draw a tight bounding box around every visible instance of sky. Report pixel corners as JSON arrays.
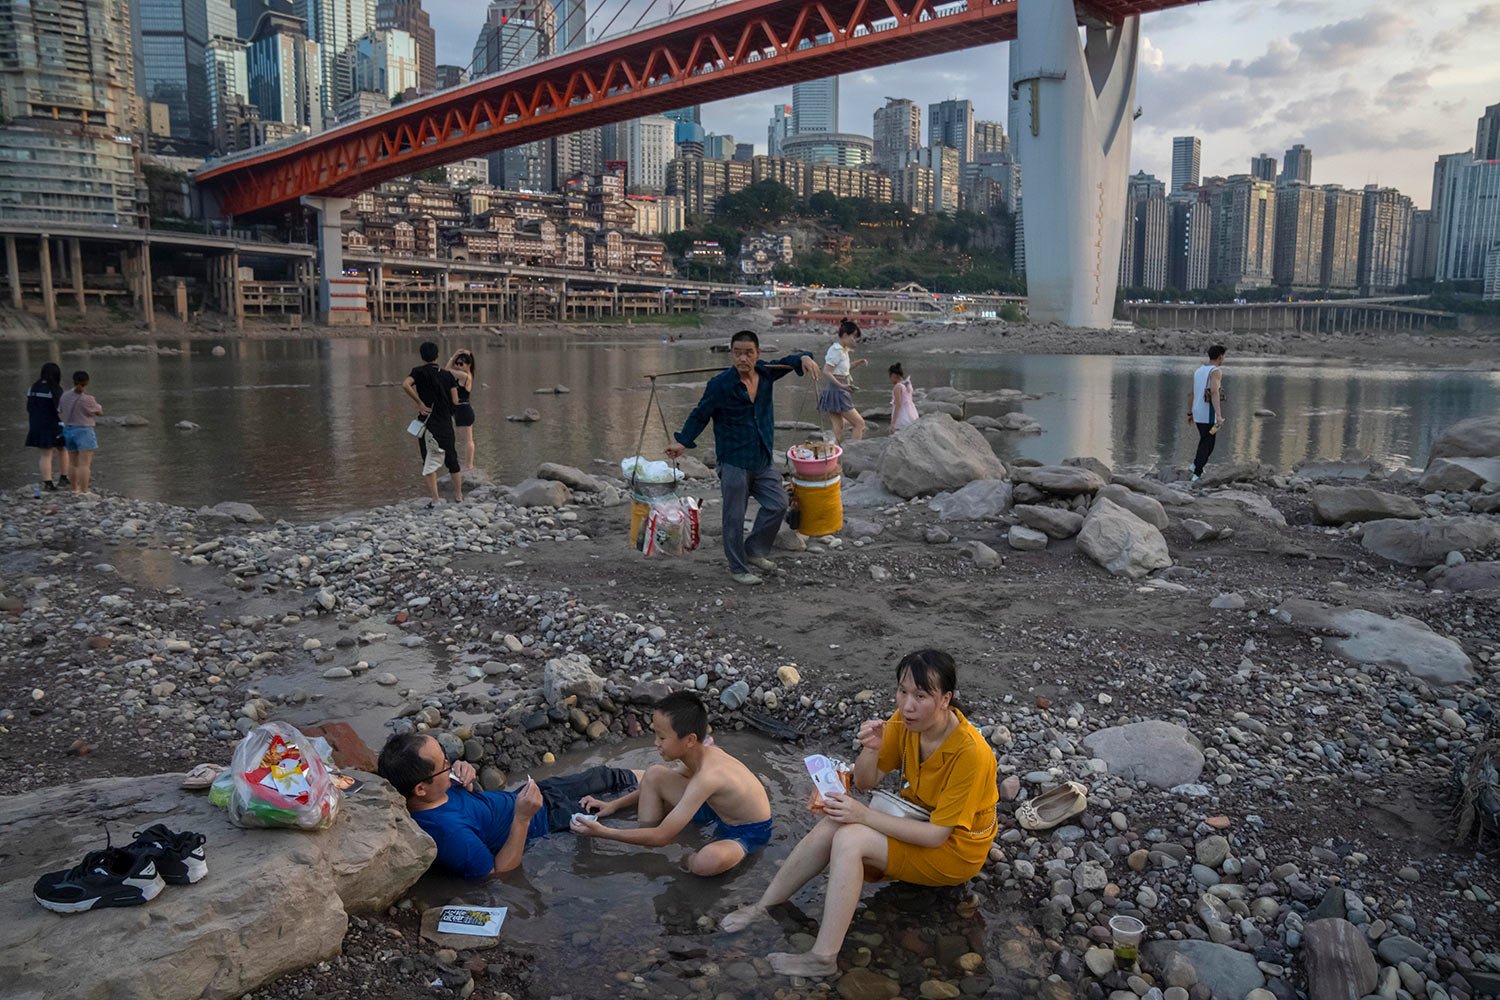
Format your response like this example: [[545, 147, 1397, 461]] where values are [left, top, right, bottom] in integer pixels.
[[427, 0, 1500, 209]]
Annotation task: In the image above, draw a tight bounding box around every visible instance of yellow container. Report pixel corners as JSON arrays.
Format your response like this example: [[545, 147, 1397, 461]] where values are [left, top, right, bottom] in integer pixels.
[[793, 477, 843, 537], [629, 500, 650, 546]]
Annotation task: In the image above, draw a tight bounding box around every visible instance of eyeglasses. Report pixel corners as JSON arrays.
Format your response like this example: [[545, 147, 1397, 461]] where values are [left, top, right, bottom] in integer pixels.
[[425, 763, 453, 784]]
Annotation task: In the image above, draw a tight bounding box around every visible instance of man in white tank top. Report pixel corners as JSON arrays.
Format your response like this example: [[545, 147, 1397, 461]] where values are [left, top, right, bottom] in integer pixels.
[[1187, 345, 1226, 482]]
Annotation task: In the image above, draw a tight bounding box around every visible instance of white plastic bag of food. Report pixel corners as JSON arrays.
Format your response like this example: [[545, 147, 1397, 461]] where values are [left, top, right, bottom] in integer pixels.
[[225, 721, 341, 830], [620, 456, 685, 485]]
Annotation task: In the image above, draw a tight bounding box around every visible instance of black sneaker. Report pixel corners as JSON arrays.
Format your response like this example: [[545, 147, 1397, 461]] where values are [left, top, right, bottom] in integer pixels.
[[33, 846, 164, 913], [58, 475, 70, 486], [42, 480, 57, 492], [128, 824, 208, 884]]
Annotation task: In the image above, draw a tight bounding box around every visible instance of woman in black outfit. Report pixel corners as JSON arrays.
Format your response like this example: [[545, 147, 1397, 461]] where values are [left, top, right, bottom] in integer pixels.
[[24, 362, 68, 494], [447, 349, 477, 471]]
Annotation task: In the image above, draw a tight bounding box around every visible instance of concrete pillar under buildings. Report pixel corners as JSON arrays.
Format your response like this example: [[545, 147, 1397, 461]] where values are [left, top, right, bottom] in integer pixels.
[[38, 236, 56, 331], [300, 195, 369, 326], [140, 243, 156, 330], [5, 236, 19, 309], [1011, 0, 1140, 328], [230, 252, 244, 331], [70, 239, 85, 316]]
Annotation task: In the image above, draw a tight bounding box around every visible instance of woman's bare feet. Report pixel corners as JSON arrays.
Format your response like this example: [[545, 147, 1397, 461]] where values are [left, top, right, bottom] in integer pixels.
[[719, 903, 768, 933], [768, 950, 838, 977]]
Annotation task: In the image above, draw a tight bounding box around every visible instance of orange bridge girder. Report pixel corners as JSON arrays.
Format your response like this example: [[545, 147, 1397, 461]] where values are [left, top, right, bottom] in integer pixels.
[[193, 0, 1193, 218]]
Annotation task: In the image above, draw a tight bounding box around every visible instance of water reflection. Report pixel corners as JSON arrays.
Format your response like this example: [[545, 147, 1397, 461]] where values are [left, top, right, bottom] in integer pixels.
[[5, 336, 1495, 519]]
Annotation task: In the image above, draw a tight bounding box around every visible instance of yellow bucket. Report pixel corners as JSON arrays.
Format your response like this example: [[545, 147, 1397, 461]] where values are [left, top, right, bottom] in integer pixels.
[[793, 477, 843, 537], [629, 500, 650, 546]]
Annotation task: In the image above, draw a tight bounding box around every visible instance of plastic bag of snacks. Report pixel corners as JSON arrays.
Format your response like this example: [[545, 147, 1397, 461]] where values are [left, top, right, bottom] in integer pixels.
[[804, 754, 854, 813], [638, 496, 700, 557], [223, 722, 341, 830]]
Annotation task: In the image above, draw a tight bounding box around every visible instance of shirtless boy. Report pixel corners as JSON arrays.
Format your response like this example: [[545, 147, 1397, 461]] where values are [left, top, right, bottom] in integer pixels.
[[571, 692, 774, 876]]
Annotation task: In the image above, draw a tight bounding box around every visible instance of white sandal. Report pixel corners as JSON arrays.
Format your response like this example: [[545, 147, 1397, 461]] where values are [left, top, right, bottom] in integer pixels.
[[1015, 781, 1088, 831], [181, 763, 224, 790]]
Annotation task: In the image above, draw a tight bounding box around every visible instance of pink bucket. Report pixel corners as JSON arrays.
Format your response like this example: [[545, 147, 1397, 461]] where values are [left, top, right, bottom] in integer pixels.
[[787, 443, 842, 476]]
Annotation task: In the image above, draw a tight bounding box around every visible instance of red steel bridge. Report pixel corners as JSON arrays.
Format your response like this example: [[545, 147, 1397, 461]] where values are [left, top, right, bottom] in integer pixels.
[[193, 0, 1196, 218]]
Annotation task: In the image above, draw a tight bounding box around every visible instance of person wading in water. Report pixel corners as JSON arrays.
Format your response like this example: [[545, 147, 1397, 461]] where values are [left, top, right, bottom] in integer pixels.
[[1188, 345, 1226, 482]]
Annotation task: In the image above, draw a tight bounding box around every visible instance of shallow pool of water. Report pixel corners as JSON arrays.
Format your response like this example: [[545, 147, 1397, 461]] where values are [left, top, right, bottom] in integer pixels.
[[7, 334, 1493, 520], [408, 737, 1035, 997]]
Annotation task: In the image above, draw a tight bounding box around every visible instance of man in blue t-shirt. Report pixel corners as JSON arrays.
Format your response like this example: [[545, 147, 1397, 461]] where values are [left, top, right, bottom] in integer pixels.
[[378, 733, 640, 879]]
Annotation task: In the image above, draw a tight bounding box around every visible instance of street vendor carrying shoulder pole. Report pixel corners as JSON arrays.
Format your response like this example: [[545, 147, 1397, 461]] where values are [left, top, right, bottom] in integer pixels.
[[665, 330, 821, 586]]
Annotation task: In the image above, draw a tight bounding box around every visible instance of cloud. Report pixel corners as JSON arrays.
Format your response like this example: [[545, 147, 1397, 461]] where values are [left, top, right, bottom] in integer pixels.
[[1431, 1, 1500, 49], [1139, 34, 1164, 71], [1288, 12, 1413, 68]]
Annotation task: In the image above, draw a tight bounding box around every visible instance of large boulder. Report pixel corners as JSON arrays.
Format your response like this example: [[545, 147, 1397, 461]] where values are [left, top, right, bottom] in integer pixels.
[[1, 772, 434, 1000], [1361, 516, 1500, 567], [1014, 504, 1085, 539], [838, 438, 889, 477], [878, 414, 1005, 499], [1009, 465, 1105, 496], [543, 653, 605, 705], [1083, 720, 1205, 790], [929, 480, 1013, 521], [1303, 918, 1378, 1000], [842, 471, 901, 509], [200, 501, 265, 524], [1278, 599, 1474, 686], [537, 462, 605, 493], [1096, 483, 1168, 529], [511, 478, 572, 508], [1077, 497, 1172, 579], [1420, 456, 1500, 493], [1184, 490, 1287, 527], [1145, 941, 1265, 1000], [1429, 415, 1500, 462], [1062, 456, 1112, 483], [1429, 561, 1500, 593], [1310, 484, 1421, 524]]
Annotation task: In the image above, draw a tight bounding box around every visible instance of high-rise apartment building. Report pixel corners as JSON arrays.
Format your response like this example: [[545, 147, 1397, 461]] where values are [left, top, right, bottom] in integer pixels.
[[873, 98, 920, 172], [1434, 159, 1500, 282], [206, 37, 250, 137], [1320, 185, 1363, 290], [781, 132, 874, 169], [0, 0, 142, 225], [1249, 154, 1276, 182], [247, 12, 323, 131], [895, 145, 960, 213], [1170, 136, 1201, 194], [1282, 143, 1312, 184], [792, 77, 838, 134], [733, 143, 754, 163], [1407, 209, 1438, 282], [928, 99, 975, 164], [767, 104, 792, 157], [1272, 181, 1325, 288], [624, 115, 676, 193], [1476, 102, 1500, 161], [1119, 171, 1169, 290], [1357, 185, 1413, 293], [375, 0, 434, 92], [973, 120, 1006, 156], [434, 63, 467, 89], [300, 0, 376, 119], [552, 128, 603, 187], [1209, 175, 1276, 290], [702, 133, 735, 160], [353, 28, 418, 98], [1168, 189, 1212, 291]]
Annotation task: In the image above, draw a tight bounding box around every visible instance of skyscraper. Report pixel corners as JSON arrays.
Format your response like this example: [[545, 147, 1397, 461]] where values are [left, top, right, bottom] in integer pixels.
[[1120, 171, 1169, 290], [1168, 189, 1212, 291], [552, 0, 586, 53], [1209, 175, 1276, 290], [1170, 136, 1200, 195], [1476, 102, 1500, 161], [1282, 143, 1312, 184], [1357, 185, 1413, 293], [353, 28, 418, 98], [1435, 158, 1500, 282], [873, 98, 920, 171], [624, 115, 675, 193], [792, 77, 838, 134], [206, 37, 250, 139], [973, 120, 1006, 156], [301, 0, 377, 119], [1320, 185, 1363, 289], [375, 0, 435, 92], [472, 0, 553, 75], [1408, 208, 1438, 282], [1272, 181, 1325, 288], [0, 0, 142, 225], [434, 64, 467, 89], [1249, 154, 1276, 182], [247, 12, 323, 131], [767, 104, 792, 157], [928, 99, 975, 164], [136, 0, 235, 151]]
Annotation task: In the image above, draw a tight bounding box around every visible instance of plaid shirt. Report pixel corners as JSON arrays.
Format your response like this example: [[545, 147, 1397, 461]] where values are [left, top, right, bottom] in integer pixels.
[[673, 353, 813, 471]]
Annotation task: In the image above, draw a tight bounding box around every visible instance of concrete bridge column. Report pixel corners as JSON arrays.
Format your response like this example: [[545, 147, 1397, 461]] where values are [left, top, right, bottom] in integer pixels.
[[38, 236, 56, 331], [140, 242, 156, 330], [4, 236, 19, 309], [300, 195, 368, 326], [1011, 0, 1140, 328], [70, 238, 86, 316]]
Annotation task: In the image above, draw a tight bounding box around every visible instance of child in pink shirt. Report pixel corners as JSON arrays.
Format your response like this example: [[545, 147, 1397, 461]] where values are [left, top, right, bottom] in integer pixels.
[[57, 370, 103, 493]]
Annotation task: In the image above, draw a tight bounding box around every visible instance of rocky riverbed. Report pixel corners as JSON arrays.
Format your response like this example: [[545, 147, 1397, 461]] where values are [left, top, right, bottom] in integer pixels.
[[2, 410, 1498, 1000]]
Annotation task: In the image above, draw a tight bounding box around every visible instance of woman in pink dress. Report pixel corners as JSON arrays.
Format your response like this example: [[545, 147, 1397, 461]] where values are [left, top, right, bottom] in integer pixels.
[[889, 363, 919, 433]]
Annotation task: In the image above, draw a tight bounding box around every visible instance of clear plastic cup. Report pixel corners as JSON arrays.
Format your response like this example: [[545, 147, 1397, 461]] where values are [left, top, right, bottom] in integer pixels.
[[1109, 915, 1145, 963]]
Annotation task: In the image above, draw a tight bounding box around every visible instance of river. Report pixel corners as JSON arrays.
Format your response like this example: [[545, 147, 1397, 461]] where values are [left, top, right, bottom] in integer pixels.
[[5, 333, 1495, 519]]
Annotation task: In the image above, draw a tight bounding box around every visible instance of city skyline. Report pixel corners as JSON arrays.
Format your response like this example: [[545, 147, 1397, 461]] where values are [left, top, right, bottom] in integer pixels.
[[422, 0, 1500, 209]]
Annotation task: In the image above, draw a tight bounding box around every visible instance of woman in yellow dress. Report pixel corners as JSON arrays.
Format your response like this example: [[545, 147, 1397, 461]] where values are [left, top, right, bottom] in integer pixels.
[[721, 649, 999, 977]]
